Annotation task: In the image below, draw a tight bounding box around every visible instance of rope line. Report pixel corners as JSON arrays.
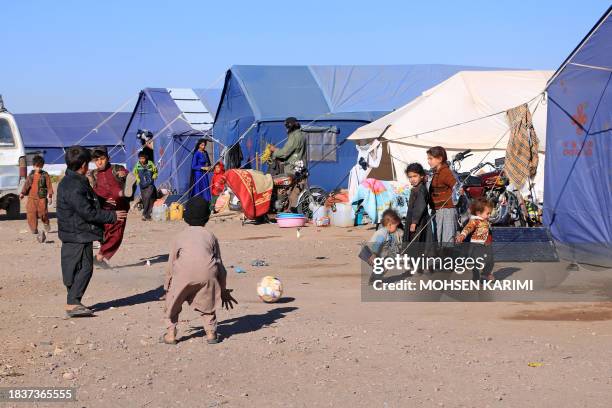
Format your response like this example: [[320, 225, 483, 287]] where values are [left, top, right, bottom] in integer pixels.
[[49, 93, 138, 164], [370, 93, 543, 144]]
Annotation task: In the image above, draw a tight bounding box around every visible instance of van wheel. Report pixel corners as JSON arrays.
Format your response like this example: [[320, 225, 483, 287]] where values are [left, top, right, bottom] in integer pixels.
[[5, 195, 20, 219]]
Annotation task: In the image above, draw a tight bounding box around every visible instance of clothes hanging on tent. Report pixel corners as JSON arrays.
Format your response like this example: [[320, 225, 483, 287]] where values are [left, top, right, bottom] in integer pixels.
[[225, 144, 244, 170], [348, 140, 383, 204], [347, 71, 551, 194], [505, 103, 540, 190], [352, 178, 410, 224]]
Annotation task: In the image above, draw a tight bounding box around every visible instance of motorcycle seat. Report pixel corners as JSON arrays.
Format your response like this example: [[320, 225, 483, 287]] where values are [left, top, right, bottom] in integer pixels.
[[458, 173, 482, 187]]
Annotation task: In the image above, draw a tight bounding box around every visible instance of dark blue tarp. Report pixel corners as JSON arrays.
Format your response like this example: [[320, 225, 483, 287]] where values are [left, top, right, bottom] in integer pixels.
[[214, 65, 501, 191], [544, 6, 612, 266], [123, 88, 221, 194], [14, 112, 130, 164]]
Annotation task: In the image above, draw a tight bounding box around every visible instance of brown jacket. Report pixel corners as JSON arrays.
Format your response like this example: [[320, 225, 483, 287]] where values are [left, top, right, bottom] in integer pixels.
[[429, 164, 455, 210], [21, 170, 53, 199], [459, 216, 492, 245]]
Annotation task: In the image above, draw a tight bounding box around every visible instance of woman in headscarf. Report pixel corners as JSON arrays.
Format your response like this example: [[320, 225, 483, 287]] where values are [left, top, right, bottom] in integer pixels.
[[190, 138, 212, 201]]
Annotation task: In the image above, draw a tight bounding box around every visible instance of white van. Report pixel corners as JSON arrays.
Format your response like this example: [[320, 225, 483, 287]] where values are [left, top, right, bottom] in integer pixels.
[[0, 96, 27, 218]]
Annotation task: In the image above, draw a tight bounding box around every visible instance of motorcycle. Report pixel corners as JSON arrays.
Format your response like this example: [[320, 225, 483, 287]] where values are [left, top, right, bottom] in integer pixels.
[[450, 150, 524, 227], [270, 160, 327, 219]]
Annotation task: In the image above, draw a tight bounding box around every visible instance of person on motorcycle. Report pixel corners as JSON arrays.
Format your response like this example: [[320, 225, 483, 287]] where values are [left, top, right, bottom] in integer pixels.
[[269, 117, 307, 212]]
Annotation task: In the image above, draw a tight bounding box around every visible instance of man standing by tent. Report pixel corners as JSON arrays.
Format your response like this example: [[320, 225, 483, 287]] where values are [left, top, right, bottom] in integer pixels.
[[269, 117, 307, 212]]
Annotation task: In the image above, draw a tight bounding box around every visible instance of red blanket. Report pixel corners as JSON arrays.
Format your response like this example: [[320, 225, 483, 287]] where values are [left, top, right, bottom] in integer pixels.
[[224, 169, 273, 219]]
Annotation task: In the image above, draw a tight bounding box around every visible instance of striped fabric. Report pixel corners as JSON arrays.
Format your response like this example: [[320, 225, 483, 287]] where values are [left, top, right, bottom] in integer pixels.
[[505, 104, 539, 190]]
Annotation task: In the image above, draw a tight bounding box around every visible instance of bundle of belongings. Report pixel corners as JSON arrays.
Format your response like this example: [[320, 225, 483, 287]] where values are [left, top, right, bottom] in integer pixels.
[[352, 178, 411, 224], [324, 189, 350, 208], [223, 169, 273, 219]]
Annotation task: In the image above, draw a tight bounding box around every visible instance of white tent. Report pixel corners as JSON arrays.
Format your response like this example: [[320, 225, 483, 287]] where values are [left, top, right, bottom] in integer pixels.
[[348, 70, 552, 199]]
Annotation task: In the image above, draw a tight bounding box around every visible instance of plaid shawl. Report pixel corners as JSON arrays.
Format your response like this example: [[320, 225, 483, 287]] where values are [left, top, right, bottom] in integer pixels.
[[505, 104, 539, 190]]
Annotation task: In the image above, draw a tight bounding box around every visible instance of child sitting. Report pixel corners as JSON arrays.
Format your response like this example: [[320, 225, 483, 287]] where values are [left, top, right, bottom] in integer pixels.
[[364, 209, 403, 281], [133, 151, 158, 221], [20, 155, 53, 243], [162, 196, 237, 345], [210, 162, 226, 212], [456, 197, 494, 281]]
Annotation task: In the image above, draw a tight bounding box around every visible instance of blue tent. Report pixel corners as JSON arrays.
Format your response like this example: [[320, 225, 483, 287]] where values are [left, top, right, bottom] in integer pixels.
[[544, 6, 612, 266], [214, 65, 500, 191], [14, 112, 130, 164], [122, 88, 221, 194]]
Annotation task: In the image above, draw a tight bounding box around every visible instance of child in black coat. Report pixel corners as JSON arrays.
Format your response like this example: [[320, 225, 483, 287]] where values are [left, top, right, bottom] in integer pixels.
[[403, 163, 434, 244]]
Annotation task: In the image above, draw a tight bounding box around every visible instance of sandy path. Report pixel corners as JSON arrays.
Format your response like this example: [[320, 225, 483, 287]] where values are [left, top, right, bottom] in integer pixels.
[[0, 211, 611, 407]]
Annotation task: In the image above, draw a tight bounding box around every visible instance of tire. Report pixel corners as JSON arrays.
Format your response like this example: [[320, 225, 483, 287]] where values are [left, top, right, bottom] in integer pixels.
[[297, 187, 327, 219], [5, 194, 20, 219]]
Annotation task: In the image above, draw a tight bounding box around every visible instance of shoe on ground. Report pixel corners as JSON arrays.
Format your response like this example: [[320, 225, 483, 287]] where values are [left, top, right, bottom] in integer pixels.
[[94, 258, 112, 270], [65, 304, 94, 318], [37, 230, 46, 243]]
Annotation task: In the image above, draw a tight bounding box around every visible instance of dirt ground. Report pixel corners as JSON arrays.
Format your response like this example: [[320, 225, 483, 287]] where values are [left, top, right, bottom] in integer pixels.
[[1, 207, 611, 408]]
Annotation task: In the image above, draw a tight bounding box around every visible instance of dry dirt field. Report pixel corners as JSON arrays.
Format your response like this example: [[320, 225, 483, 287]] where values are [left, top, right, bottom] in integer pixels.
[[1, 208, 611, 407]]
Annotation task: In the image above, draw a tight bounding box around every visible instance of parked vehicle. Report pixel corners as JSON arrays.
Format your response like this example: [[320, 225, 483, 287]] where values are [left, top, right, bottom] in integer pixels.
[[0, 95, 27, 218], [450, 149, 524, 227], [271, 161, 327, 219]]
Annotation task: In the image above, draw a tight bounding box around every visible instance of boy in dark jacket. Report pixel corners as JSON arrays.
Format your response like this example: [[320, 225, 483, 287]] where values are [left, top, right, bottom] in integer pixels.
[[57, 146, 127, 317]]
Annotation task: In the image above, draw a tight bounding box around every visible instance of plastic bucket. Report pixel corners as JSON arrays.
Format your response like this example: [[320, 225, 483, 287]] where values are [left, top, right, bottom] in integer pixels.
[[152, 204, 169, 222], [330, 203, 354, 227], [311, 205, 329, 226]]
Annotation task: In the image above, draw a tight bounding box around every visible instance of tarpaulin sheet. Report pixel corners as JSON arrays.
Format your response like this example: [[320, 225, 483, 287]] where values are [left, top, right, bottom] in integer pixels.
[[544, 6, 612, 266], [123, 88, 221, 194], [214, 65, 501, 191], [14, 112, 130, 164]]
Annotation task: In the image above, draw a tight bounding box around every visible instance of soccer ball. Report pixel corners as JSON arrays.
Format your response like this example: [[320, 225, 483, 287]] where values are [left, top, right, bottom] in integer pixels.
[[257, 276, 283, 303]]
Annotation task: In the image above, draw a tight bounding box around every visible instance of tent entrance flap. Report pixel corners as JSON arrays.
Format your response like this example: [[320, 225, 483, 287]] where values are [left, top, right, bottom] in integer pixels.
[[367, 141, 394, 181]]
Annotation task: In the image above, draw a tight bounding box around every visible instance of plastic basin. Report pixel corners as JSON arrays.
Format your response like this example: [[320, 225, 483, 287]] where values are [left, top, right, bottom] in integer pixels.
[[277, 212, 306, 218], [277, 216, 306, 228]]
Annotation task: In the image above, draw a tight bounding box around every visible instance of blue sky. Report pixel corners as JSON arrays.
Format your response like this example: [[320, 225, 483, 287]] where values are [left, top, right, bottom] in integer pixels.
[[3, 0, 609, 113]]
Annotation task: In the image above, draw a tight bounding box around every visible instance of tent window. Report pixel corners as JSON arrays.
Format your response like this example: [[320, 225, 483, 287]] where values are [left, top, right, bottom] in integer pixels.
[[0, 119, 15, 147], [304, 126, 338, 162]]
